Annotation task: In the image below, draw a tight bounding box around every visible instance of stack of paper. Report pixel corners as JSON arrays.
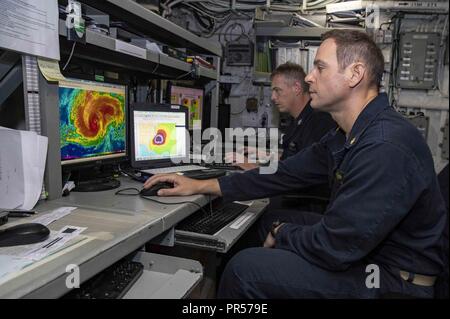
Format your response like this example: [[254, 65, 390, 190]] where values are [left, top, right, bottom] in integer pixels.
[[0, 225, 90, 284], [0, 127, 48, 210]]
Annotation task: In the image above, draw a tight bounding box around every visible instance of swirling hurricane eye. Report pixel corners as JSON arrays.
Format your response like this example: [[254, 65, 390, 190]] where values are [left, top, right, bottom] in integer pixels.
[[149, 123, 176, 155], [60, 86, 125, 160], [152, 129, 167, 145]]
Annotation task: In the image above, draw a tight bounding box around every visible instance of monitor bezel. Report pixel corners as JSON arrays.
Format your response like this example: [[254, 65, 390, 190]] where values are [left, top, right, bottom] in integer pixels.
[[168, 83, 204, 130], [58, 77, 129, 168], [129, 103, 190, 169]]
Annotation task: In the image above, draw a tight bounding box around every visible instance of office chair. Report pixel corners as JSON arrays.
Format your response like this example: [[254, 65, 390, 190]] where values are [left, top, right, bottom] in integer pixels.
[[434, 164, 449, 299]]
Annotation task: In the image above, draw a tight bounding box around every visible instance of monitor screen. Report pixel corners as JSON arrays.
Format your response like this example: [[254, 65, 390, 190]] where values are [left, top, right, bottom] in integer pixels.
[[59, 79, 127, 166], [130, 103, 189, 168], [170, 85, 203, 129]]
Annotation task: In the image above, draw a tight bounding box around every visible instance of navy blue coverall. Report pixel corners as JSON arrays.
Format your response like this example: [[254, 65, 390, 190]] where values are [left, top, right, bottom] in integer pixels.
[[264, 101, 336, 217], [280, 101, 336, 161], [217, 93, 446, 298], [278, 101, 336, 203]]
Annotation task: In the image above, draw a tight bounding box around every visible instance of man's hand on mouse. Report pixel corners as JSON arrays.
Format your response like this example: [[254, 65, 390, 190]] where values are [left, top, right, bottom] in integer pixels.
[[143, 173, 222, 197]]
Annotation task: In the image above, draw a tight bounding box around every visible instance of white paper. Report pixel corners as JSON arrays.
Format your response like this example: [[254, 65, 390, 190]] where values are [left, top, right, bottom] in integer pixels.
[[115, 40, 147, 59], [0, 235, 92, 286], [0, 127, 48, 210], [0, 0, 60, 60], [0, 225, 86, 260], [20, 132, 48, 210], [25, 226, 87, 261], [0, 128, 25, 209], [130, 39, 164, 54], [31, 207, 77, 226], [146, 42, 163, 54], [0, 255, 33, 280], [0, 230, 59, 258]]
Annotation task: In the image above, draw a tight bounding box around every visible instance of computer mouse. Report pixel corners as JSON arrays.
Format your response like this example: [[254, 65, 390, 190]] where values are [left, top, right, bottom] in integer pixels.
[[0, 223, 50, 247], [140, 182, 174, 196]]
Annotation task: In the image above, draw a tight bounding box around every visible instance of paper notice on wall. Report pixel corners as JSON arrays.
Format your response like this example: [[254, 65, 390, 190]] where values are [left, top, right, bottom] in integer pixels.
[[37, 58, 66, 82], [0, 0, 60, 60]]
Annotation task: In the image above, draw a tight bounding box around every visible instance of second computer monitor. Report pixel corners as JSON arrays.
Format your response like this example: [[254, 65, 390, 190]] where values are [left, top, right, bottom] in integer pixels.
[[59, 78, 127, 166], [170, 85, 203, 130], [130, 103, 189, 168]]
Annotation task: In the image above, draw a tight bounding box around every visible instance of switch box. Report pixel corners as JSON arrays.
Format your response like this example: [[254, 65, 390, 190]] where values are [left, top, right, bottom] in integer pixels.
[[226, 40, 254, 66], [397, 32, 440, 89]]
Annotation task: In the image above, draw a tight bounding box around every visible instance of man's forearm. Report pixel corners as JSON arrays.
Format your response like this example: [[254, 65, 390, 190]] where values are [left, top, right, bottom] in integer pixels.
[[196, 179, 222, 196]]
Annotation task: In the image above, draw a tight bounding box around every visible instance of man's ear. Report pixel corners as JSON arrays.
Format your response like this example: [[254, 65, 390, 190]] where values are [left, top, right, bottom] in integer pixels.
[[293, 80, 303, 95], [346, 62, 366, 88]]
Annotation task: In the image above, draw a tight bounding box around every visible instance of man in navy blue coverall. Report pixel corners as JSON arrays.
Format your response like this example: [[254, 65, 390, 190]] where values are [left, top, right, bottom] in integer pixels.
[[143, 30, 446, 298]]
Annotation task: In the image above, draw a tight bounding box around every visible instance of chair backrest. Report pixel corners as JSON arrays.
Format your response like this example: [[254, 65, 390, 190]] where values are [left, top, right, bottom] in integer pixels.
[[435, 164, 449, 299]]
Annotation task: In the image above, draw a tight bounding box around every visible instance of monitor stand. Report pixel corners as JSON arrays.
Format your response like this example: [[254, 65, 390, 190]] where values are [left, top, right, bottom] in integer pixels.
[[73, 177, 121, 192], [68, 166, 121, 192]]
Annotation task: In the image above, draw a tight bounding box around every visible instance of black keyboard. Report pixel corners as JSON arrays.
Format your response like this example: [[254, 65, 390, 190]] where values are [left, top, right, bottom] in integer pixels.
[[204, 163, 243, 171], [63, 259, 144, 299], [176, 202, 249, 235], [182, 169, 227, 180]]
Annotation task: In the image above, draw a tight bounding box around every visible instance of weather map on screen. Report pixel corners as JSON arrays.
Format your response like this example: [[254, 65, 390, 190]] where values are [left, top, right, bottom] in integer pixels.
[[133, 110, 187, 162], [59, 79, 126, 164]]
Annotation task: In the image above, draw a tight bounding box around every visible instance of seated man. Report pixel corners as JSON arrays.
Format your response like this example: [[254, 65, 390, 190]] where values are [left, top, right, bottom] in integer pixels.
[[226, 62, 335, 172], [227, 63, 335, 216], [143, 30, 446, 298]]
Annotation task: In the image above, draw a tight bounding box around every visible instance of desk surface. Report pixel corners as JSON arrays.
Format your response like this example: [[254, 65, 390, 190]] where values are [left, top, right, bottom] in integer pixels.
[[0, 178, 209, 298]]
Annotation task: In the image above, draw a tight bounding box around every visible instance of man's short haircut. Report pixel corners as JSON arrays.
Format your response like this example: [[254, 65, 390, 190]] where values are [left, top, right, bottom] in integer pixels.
[[322, 29, 384, 88], [271, 62, 309, 94]]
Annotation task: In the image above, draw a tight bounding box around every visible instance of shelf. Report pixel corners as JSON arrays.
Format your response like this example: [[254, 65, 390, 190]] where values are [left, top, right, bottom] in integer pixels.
[[58, 20, 217, 80], [252, 71, 271, 86], [75, 0, 222, 57], [198, 66, 218, 80], [159, 54, 190, 73], [255, 25, 328, 39]]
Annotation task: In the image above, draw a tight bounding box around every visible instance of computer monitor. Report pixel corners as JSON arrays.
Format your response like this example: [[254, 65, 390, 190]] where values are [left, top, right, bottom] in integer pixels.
[[130, 103, 189, 169], [58, 78, 127, 190], [169, 85, 203, 130]]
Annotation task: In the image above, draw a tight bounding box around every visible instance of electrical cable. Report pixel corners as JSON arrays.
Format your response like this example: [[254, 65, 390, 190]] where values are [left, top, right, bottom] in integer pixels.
[[176, 69, 194, 80], [224, 22, 246, 43], [63, 41, 77, 71], [436, 14, 449, 97], [165, 0, 336, 19], [151, 54, 161, 75], [388, 14, 403, 109]]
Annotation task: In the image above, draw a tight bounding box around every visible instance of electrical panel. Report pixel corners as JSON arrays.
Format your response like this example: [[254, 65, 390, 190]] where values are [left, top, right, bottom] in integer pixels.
[[226, 40, 254, 66], [375, 29, 393, 44], [397, 32, 440, 90], [406, 114, 429, 140], [245, 97, 258, 112]]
